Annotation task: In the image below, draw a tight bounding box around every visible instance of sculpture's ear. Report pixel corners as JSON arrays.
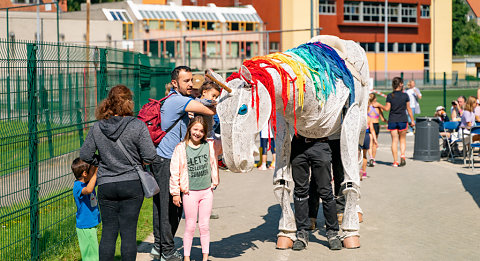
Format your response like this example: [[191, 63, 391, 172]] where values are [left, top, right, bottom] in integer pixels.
[[240, 65, 253, 85]]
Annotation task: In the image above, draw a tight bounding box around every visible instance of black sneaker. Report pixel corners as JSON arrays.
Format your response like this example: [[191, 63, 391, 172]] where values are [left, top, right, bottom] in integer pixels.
[[210, 212, 220, 219], [326, 230, 342, 250], [161, 250, 182, 261], [292, 230, 309, 251], [150, 245, 161, 259], [399, 157, 406, 167]]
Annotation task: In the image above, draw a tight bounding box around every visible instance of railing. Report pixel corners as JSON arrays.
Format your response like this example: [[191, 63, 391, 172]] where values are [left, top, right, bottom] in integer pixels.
[[0, 39, 174, 260]]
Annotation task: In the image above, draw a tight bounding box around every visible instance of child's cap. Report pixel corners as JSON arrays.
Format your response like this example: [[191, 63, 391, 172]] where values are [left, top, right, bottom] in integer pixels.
[[436, 106, 445, 111], [192, 75, 205, 90]]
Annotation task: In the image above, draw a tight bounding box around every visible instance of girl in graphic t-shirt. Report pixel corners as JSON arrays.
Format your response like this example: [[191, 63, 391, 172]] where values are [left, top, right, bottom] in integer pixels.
[[374, 77, 415, 167], [170, 116, 222, 261]]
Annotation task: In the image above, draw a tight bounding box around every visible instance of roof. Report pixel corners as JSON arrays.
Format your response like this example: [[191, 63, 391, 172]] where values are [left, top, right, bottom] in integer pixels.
[[466, 0, 480, 17], [123, 0, 262, 23]]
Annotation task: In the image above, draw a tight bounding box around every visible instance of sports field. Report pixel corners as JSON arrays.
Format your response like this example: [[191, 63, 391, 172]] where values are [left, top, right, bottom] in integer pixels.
[[374, 88, 478, 119]]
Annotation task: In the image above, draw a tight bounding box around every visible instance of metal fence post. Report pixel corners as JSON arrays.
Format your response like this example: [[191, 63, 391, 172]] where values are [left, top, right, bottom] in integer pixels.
[[27, 43, 39, 261], [134, 53, 141, 113], [76, 100, 84, 147], [58, 72, 63, 123], [97, 48, 108, 103], [443, 72, 447, 109]]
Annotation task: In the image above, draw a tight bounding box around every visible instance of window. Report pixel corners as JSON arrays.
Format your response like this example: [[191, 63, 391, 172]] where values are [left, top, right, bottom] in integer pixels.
[[319, 0, 336, 14], [421, 5, 430, 18], [188, 41, 201, 58], [344, 2, 360, 21], [343, 1, 417, 24], [401, 4, 416, 23], [229, 42, 239, 58], [206, 41, 220, 57], [230, 22, 240, 31], [363, 2, 382, 22], [122, 23, 133, 40], [270, 42, 280, 52]]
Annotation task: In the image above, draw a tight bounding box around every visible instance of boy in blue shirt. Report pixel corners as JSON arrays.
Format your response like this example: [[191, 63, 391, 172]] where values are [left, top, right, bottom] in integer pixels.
[[72, 157, 100, 261]]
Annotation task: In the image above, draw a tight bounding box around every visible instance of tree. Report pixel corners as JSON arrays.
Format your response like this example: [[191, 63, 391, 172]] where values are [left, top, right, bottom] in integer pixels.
[[66, 0, 123, 12], [452, 0, 480, 55]]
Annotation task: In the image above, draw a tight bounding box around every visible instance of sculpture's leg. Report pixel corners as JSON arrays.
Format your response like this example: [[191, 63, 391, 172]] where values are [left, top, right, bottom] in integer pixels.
[[340, 103, 362, 248], [272, 114, 296, 249]]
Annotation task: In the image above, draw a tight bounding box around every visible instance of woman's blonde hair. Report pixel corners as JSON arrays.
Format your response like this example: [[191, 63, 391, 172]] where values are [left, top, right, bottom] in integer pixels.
[[368, 93, 376, 105], [465, 96, 477, 112], [95, 85, 134, 120], [183, 116, 208, 144]]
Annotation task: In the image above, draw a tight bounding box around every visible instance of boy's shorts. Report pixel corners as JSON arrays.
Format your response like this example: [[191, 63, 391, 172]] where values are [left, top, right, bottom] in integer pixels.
[[76, 227, 99, 261], [260, 138, 275, 154], [388, 122, 408, 131]]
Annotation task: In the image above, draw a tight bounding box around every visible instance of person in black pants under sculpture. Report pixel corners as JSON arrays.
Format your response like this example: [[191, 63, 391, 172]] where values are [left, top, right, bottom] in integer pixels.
[[290, 135, 342, 251], [309, 136, 346, 230]]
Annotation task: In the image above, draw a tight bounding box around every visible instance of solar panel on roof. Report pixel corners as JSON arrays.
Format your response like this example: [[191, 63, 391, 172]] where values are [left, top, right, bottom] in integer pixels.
[[116, 11, 125, 21], [110, 11, 118, 21]]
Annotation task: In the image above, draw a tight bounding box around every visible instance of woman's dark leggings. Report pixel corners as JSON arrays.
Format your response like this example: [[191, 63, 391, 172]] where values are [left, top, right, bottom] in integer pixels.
[[97, 180, 144, 261]]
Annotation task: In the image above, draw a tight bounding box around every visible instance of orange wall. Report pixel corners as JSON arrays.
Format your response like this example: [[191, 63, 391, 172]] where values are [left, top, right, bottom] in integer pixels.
[[366, 53, 424, 72], [143, 0, 166, 4]]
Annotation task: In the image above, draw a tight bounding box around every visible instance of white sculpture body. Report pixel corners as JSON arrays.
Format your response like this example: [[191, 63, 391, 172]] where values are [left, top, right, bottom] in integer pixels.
[[217, 35, 370, 243]]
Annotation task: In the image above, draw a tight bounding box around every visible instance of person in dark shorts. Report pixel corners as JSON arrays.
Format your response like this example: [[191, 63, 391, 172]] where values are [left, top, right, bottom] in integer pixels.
[[367, 93, 385, 167], [374, 77, 415, 167]]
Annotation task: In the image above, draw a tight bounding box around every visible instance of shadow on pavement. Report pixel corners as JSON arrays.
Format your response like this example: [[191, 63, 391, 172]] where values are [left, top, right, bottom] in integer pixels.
[[209, 204, 280, 258], [457, 172, 480, 208]]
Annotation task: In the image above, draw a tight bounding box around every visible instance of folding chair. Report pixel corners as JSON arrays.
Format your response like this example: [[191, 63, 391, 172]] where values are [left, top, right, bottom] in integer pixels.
[[441, 121, 461, 162], [462, 126, 480, 169]]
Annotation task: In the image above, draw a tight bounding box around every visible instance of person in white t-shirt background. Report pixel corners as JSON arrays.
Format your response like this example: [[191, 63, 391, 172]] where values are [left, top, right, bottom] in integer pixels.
[[257, 122, 276, 170], [405, 80, 422, 135]]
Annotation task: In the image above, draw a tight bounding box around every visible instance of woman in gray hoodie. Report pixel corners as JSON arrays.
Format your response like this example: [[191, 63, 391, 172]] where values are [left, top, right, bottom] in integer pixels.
[[80, 85, 157, 261]]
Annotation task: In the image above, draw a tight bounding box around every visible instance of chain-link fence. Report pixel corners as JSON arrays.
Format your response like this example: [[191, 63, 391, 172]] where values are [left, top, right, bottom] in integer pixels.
[[0, 39, 174, 260], [371, 71, 480, 91]]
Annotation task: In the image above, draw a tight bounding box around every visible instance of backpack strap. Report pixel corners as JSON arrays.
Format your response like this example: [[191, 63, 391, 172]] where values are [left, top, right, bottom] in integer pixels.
[[161, 92, 187, 134]]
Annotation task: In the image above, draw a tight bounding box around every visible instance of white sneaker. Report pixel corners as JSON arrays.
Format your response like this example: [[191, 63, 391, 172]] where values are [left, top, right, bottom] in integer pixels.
[[406, 132, 414, 136], [258, 165, 267, 170]]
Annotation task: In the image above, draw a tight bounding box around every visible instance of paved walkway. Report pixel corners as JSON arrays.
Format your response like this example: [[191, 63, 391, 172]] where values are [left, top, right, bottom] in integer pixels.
[[137, 133, 480, 260]]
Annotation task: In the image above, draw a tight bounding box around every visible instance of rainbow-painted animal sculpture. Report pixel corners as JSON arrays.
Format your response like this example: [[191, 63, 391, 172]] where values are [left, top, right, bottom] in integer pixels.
[[216, 35, 370, 248]]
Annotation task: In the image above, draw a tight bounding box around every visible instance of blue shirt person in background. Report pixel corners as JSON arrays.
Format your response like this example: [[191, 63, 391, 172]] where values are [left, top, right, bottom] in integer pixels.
[[72, 157, 100, 261]]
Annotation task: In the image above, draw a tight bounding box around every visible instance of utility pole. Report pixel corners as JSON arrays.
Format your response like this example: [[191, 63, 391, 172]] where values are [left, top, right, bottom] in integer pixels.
[[384, 0, 388, 87], [86, 0, 90, 47], [310, 0, 314, 38]]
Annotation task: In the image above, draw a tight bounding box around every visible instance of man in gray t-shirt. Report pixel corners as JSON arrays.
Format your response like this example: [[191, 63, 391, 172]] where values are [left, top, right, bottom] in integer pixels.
[[150, 66, 215, 261]]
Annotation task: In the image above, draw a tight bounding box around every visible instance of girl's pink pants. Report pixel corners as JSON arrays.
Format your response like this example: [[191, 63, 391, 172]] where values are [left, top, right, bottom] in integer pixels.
[[182, 188, 213, 256]]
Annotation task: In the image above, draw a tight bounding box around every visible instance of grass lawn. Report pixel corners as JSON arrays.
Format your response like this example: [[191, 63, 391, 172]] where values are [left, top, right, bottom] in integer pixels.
[[1, 192, 153, 261], [374, 88, 478, 120]]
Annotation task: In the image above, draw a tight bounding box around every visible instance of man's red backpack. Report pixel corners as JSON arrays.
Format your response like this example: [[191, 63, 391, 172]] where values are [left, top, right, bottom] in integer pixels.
[[138, 93, 183, 146]]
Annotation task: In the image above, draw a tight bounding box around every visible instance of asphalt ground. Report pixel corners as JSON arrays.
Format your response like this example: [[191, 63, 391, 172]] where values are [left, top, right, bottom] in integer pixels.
[[136, 131, 480, 261]]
